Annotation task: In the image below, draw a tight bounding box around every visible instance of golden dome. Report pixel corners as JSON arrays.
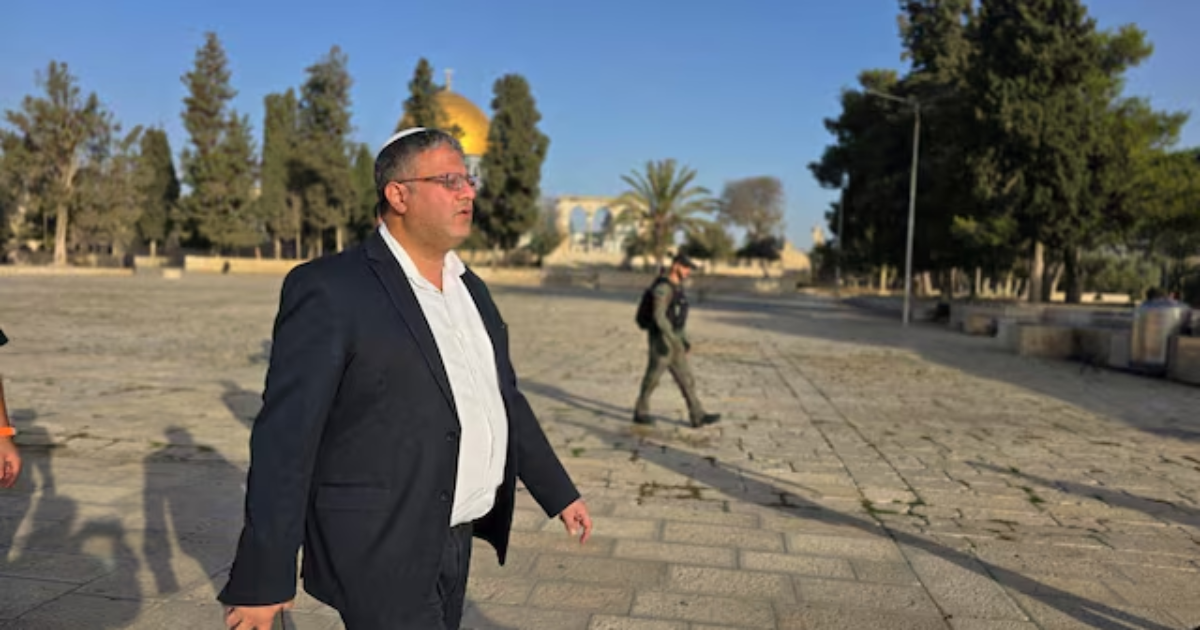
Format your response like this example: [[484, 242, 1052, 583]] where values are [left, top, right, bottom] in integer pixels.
[[397, 89, 490, 157]]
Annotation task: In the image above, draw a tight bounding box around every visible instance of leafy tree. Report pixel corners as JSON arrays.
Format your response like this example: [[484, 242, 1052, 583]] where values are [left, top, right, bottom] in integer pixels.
[[396, 58, 460, 137], [349, 142, 377, 244], [612, 159, 716, 269], [134, 127, 179, 257], [736, 235, 785, 277], [523, 200, 565, 266], [810, 70, 911, 277], [293, 46, 355, 255], [261, 89, 300, 258], [73, 125, 144, 257], [2, 61, 112, 265], [474, 74, 550, 254], [679, 220, 735, 263], [180, 32, 259, 252], [966, 0, 1151, 302], [717, 176, 784, 241]]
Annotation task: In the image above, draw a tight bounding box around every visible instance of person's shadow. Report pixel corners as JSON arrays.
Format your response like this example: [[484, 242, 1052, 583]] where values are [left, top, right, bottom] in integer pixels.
[[0, 409, 56, 556], [0, 409, 142, 627], [142, 426, 247, 599]]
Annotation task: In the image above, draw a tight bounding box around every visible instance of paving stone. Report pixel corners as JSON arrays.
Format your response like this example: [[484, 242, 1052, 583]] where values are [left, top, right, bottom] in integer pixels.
[[661, 522, 784, 552], [588, 616, 687, 630], [665, 565, 796, 602], [794, 577, 942, 615], [775, 604, 950, 630], [612, 540, 736, 568], [527, 581, 633, 613], [849, 559, 922, 585], [629, 591, 775, 628], [784, 533, 906, 562], [738, 550, 855, 579], [529, 555, 666, 589], [462, 602, 592, 630]]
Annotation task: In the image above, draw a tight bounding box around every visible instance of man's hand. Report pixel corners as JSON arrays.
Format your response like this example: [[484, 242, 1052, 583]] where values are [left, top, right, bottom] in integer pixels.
[[0, 439, 21, 489], [224, 601, 293, 629], [558, 498, 593, 544]]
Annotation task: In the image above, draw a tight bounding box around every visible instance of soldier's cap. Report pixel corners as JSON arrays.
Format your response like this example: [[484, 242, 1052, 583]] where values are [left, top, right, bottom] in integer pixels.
[[671, 253, 698, 270]]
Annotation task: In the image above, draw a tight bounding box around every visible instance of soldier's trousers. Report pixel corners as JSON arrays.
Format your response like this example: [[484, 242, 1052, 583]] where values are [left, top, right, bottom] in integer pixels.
[[634, 331, 706, 423]]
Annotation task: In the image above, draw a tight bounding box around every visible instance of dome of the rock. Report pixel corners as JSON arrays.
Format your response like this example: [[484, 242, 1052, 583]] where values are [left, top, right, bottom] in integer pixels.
[[396, 89, 489, 157]]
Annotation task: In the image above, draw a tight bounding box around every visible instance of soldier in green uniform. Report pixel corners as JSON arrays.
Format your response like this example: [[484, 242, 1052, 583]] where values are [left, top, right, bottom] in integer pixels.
[[633, 254, 721, 428]]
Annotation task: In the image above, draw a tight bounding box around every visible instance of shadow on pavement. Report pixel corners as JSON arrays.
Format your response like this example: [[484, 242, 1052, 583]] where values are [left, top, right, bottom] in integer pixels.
[[973, 461, 1200, 530], [524, 378, 1181, 630], [495, 283, 1200, 443], [0, 410, 143, 627], [705, 295, 1200, 443]]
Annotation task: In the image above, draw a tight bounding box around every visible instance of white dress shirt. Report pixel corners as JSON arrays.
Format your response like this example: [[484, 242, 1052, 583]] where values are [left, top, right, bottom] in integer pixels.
[[378, 224, 509, 526]]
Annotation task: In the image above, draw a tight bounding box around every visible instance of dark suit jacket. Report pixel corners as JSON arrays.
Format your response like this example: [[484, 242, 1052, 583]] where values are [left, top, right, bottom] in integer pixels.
[[218, 231, 580, 625]]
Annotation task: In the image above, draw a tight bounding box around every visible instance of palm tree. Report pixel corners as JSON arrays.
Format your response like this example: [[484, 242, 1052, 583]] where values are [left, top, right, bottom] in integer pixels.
[[613, 159, 717, 270]]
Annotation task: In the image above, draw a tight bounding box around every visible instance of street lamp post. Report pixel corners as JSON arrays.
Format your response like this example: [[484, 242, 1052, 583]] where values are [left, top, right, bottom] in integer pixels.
[[863, 89, 921, 327], [836, 185, 845, 295]]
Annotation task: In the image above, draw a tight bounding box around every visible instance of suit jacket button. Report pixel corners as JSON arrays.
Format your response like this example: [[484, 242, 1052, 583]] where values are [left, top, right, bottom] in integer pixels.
[[446, 431, 458, 442], [439, 491, 451, 502]]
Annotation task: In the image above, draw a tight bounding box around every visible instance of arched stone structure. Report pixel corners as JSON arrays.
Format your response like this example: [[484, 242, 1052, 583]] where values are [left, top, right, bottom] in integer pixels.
[[552, 196, 632, 255]]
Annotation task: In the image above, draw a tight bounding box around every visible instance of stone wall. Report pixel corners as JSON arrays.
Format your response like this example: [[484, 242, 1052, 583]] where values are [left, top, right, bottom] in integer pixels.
[[183, 256, 304, 275]]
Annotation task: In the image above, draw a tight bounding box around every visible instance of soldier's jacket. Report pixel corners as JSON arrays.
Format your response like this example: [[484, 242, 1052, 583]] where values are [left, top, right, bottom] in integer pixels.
[[650, 280, 690, 356]]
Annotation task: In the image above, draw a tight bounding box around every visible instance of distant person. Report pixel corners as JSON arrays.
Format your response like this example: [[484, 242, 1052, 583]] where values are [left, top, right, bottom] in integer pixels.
[[633, 253, 721, 428], [218, 128, 591, 630], [0, 328, 22, 489]]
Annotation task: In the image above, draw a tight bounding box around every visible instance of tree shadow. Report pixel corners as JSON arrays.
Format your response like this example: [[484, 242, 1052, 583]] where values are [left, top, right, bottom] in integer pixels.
[[973, 461, 1200, 530], [523, 378, 1181, 630], [704, 296, 1200, 443], [142, 426, 246, 600]]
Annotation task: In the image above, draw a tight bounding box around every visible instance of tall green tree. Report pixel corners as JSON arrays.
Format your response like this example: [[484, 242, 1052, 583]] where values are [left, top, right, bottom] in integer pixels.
[[72, 125, 144, 257], [966, 0, 1150, 302], [810, 70, 912, 278], [474, 74, 550, 254], [260, 89, 300, 258], [134, 127, 179, 257], [612, 159, 717, 269], [398, 58, 451, 132], [349, 142, 377, 243], [180, 32, 259, 252], [2, 61, 112, 265], [293, 46, 355, 255]]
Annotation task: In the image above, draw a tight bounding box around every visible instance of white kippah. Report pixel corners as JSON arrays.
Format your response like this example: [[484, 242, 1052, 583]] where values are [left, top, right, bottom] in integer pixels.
[[377, 127, 428, 156]]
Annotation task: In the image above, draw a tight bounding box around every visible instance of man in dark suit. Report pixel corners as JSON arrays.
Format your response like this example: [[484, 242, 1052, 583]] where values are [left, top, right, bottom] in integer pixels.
[[219, 128, 592, 630]]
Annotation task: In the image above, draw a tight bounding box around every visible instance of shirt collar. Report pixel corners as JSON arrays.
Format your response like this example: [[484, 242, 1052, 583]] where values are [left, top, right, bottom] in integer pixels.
[[377, 223, 466, 286]]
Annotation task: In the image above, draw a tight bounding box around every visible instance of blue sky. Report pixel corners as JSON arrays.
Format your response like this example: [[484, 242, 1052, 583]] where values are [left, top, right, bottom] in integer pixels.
[[3, 1, 1197, 249]]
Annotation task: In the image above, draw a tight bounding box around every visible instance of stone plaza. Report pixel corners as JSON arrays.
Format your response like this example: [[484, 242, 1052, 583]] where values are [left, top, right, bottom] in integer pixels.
[[1, 273, 1198, 629]]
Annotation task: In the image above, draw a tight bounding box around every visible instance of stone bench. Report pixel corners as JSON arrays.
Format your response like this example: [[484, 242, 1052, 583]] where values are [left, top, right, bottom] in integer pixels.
[[1168, 336, 1200, 385]]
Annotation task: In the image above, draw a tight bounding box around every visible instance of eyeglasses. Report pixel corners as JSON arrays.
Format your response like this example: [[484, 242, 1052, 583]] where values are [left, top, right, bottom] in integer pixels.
[[394, 172, 479, 192]]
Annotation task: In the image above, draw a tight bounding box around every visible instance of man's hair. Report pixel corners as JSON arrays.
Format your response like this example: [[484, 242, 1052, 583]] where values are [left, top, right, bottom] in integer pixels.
[[374, 128, 465, 216]]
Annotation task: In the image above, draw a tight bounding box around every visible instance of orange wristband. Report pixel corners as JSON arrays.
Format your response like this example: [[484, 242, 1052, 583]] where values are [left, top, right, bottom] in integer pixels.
[[0, 427, 15, 438]]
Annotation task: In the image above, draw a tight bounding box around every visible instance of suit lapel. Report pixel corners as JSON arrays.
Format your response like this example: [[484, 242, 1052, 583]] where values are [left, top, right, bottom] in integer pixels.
[[365, 231, 456, 412]]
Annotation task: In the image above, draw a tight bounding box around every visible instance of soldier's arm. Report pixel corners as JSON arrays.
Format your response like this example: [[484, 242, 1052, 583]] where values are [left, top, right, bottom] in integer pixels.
[[652, 284, 686, 353]]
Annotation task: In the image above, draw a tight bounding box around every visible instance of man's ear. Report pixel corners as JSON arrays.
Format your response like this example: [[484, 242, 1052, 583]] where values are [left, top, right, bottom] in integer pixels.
[[384, 182, 408, 216]]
